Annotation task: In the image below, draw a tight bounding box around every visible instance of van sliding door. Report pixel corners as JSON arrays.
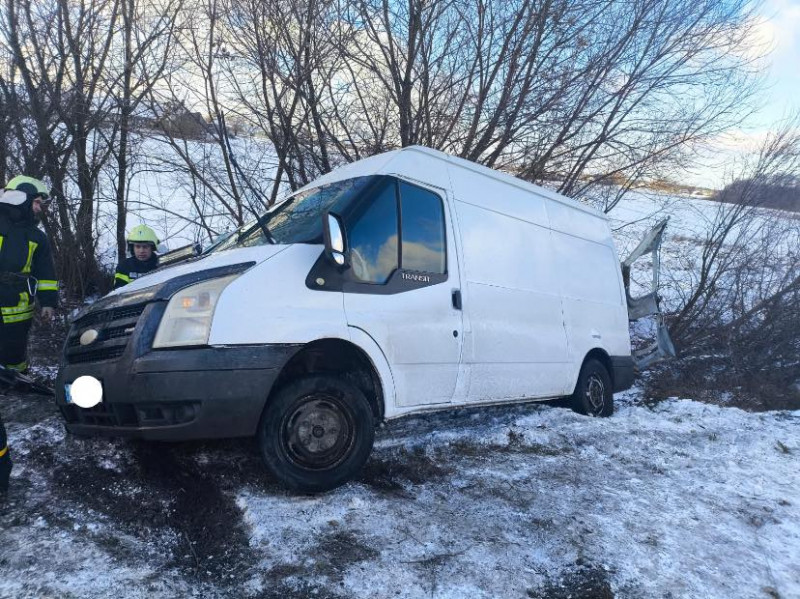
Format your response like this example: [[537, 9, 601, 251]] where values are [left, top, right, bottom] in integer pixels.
[[453, 201, 572, 401]]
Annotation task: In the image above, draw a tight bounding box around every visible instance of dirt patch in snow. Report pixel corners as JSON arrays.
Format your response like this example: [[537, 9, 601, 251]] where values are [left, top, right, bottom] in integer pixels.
[[529, 562, 615, 599], [644, 361, 800, 412], [360, 446, 454, 495]]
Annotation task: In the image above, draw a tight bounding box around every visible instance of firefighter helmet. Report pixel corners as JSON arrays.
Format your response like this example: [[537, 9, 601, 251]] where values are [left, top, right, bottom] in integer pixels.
[[127, 224, 159, 247], [5, 175, 49, 200]]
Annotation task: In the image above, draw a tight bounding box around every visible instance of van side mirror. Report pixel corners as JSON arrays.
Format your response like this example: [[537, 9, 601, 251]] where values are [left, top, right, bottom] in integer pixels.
[[323, 212, 348, 268]]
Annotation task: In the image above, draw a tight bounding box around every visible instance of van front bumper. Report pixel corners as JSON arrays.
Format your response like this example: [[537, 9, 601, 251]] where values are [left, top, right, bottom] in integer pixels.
[[55, 344, 301, 441]]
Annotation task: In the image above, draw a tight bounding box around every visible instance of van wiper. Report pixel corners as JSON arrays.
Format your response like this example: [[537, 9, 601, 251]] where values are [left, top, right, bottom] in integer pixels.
[[259, 218, 276, 244], [238, 210, 276, 245], [252, 215, 276, 244]]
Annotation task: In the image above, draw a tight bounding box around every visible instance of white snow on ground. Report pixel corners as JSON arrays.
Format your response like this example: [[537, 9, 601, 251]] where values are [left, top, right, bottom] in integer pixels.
[[2, 390, 798, 598], [234, 392, 800, 599]]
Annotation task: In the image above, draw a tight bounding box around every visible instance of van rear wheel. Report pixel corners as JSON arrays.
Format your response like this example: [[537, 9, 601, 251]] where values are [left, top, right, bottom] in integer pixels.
[[258, 375, 375, 493], [571, 359, 614, 417]]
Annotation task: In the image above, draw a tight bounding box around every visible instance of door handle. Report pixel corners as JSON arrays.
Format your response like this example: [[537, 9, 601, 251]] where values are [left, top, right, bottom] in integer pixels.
[[451, 289, 462, 310]]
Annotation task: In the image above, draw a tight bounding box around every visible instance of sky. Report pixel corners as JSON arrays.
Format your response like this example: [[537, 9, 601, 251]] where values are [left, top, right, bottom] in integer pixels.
[[751, 0, 800, 126], [692, 0, 800, 188]]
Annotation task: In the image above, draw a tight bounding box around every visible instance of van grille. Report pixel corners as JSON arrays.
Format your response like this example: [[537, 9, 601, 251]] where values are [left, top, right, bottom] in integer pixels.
[[65, 304, 147, 364], [74, 304, 146, 328], [66, 346, 127, 364]]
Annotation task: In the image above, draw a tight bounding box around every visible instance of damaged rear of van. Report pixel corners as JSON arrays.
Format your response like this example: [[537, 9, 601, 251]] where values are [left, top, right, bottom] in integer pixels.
[[56, 146, 635, 492]]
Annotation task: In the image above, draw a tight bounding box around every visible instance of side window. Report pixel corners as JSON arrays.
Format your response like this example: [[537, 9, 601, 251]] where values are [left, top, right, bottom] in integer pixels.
[[347, 182, 399, 284], [399, 181, 446, 274]]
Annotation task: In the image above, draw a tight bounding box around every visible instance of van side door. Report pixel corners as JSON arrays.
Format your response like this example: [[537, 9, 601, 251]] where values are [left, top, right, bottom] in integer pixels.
[[341, 177, 463, 407], [447, 166, 573, 401]]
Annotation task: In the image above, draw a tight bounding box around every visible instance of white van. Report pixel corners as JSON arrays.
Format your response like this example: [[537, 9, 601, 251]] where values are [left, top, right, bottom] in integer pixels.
[[56, 146, 634, 492]]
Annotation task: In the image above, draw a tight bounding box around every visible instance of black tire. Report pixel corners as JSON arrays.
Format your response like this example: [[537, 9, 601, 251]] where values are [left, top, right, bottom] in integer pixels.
[[570, 359, 614, 417], [257, 375, 375, 493]]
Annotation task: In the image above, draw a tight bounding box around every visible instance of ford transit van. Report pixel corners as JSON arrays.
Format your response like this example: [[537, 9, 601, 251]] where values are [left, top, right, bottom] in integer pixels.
[[56, 146, 634, 492]]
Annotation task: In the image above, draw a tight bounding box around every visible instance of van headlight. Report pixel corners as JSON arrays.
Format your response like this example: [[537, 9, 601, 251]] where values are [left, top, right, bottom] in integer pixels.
[[153, 274, 239, 348]]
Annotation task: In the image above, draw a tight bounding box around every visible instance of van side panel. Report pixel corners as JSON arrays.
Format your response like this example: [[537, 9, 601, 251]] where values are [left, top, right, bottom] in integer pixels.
[[552, 233, 623, 306], [547, 204, 631, 379], [449, 165, 573, 401], [449, 168, 550, 228], [535, 191, 611, 244]]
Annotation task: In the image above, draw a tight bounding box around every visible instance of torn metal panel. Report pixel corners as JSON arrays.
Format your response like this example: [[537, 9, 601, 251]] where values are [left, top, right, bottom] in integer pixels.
[[633, 316, 677, 369], [626, 293, 660, 321], [622, 218, 676, 369], [621, 217, 669, 317]]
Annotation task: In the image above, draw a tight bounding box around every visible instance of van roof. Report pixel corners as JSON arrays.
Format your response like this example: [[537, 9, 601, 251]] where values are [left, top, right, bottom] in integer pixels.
[[292, 145, 604, 219], [400, 146, 604, 218]]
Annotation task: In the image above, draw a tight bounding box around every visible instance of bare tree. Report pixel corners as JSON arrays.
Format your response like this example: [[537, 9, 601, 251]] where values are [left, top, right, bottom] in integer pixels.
[[1, 0, 123, 295], [146, 0, 279, 236], [199, 0, 761, 210], [342, 0, 762, 208], [0, 42, 18, 185], [655, 115, 800, 404], [0, 0, 773, 302], [105, 0, 184, 259], [1, 0, 187, 290]]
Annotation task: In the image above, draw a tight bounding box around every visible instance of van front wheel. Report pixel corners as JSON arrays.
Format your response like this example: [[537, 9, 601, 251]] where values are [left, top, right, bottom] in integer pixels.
[[571, 359, 614, 417], [258, 375, 375, 493]]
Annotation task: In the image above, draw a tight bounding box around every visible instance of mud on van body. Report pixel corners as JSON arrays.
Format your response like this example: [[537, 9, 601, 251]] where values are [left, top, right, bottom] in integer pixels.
[[56, 146, 634, 492]]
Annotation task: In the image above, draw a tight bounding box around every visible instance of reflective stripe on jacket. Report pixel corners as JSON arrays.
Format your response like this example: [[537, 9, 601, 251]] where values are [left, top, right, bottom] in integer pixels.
[[0, 219, 58, 313], [114, 254, 159, 289]]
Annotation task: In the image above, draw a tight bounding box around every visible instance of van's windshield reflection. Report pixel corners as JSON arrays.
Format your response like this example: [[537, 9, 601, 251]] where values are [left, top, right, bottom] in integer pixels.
[[207, 176, 379, 252]]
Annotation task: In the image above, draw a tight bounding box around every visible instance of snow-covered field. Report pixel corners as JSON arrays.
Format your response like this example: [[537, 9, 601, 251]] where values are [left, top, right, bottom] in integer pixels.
[[1, 387, 798, 599]]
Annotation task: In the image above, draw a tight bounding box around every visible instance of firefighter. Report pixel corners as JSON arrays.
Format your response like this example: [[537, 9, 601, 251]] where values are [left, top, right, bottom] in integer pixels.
[[113, 224, 160, 289], [1, 175, 58, 494]]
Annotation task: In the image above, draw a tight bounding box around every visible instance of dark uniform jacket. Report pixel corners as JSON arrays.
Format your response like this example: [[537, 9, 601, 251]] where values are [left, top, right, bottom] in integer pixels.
[[1, 209, 58, 492], [114, 254, 159, 289], [0, 215, 58, 324]]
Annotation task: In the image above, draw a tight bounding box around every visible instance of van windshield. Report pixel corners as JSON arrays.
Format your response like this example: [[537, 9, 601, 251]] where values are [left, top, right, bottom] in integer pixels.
[[212, 176, 379, 251]]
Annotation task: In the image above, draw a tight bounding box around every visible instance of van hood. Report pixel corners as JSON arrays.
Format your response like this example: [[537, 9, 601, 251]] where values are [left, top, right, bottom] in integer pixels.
[[109, 245, 288, 295]]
